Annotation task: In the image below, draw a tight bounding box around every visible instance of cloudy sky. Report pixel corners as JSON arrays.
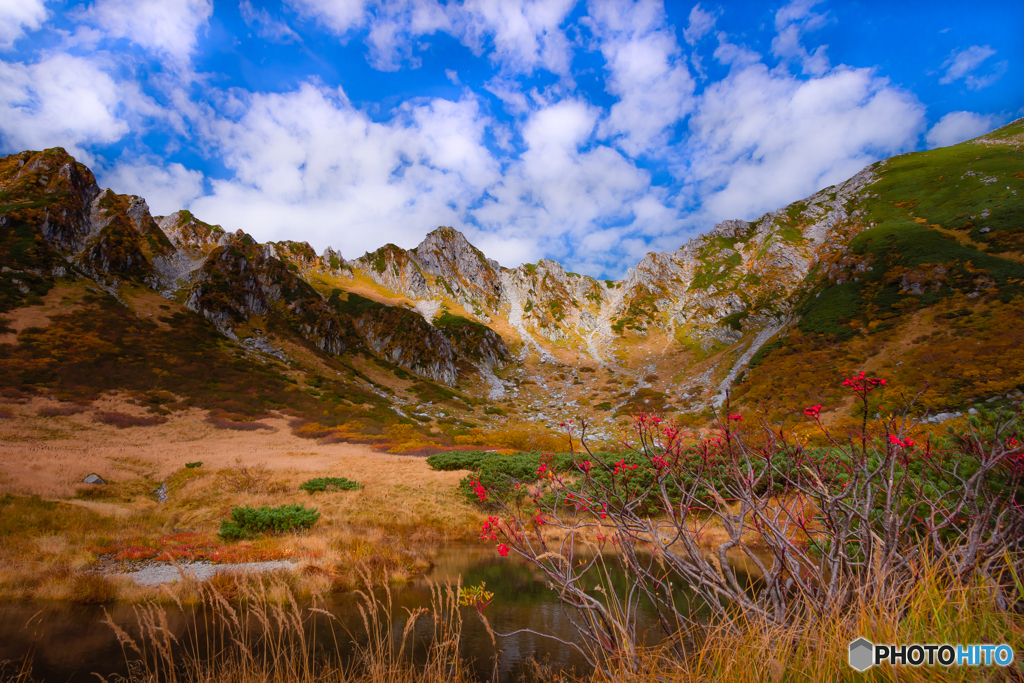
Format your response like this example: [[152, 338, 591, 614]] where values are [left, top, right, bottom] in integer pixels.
[[1, 0, 1020, 277]]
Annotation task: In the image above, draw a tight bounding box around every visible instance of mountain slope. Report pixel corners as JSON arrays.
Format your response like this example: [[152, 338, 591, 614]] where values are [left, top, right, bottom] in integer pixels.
[[1, 118, 1021, 440]]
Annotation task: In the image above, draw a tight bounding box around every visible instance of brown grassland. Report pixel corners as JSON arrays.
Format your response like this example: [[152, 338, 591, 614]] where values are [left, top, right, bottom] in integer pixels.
[[0, 394, 485, 603]]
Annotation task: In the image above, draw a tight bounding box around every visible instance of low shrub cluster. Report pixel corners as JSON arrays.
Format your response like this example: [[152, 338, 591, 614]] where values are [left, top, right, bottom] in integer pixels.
[[206, 416, 275, 431], [428, 450, 583, 506], [298, 477, 363, 493], [93, 411, 168, 428], [219, 504, 320, 541], [37, 403, 88, 417], [424, 450, 494, 471], [89, 531, 292, 565]]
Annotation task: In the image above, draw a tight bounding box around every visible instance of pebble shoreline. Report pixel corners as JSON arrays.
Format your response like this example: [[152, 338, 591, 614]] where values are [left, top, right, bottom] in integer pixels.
[[112, 560, 296, 586]]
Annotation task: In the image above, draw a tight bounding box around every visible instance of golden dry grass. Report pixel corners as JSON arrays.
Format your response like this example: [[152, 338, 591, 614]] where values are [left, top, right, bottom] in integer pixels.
[[17, 553, 1017, 683], [591, 560, 1024, 683], [0, 396, 485, 602]]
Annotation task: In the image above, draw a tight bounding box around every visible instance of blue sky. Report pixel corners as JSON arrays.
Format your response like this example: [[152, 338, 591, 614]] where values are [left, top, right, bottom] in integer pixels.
[[0, 0, 1020, 278]]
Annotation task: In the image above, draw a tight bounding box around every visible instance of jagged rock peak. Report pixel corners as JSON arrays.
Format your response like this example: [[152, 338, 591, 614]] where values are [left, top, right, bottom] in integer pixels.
[[709, 219, 750, 238], [157, 210, 225, 250], [1, 148, 102, 254], [416, 227, 500, 270], [125, 196, 155, 232], [413, 226, 501, 299], [271, 240, 318, 264], [536, 258, 566, 275], [322, 246, 343, 264]]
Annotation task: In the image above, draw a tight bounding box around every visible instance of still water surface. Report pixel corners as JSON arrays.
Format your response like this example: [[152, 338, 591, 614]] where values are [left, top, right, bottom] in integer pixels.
[[0, 545, 707, 682]]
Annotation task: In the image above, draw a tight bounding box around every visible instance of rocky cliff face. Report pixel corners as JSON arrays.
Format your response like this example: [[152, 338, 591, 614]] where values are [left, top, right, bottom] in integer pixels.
[[151, 210, 226, 292], [174, 232, 347, 355], [0, 150, 196, 292], [5, 149, 101, 255], [0, 151, 513, 386]]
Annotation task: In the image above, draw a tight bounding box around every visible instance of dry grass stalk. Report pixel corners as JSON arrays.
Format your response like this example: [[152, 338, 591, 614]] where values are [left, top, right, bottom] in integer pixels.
[[88, 570, 479, 683], [217, 458, 273, 494]]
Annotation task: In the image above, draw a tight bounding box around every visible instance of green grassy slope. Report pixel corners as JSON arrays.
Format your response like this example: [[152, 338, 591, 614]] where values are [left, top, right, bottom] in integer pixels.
[[731, 120, 1024, 419]]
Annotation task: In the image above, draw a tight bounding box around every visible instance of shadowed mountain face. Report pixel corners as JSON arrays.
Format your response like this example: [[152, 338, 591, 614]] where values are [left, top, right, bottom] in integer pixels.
[[1, 118, 1022, 433]]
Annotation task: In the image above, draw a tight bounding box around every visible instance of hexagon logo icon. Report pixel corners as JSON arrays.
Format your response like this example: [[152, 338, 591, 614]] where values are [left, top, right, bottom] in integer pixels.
[[849, 638, 874, 671]]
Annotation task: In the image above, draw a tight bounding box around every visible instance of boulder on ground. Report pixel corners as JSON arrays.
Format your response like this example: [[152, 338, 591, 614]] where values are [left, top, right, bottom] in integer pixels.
[[83, 473, 106, 485]]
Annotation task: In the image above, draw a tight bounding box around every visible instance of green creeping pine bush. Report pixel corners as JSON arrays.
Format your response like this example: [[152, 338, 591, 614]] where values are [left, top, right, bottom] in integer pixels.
[[219, 504, 320, 541], [185, 461, 202, 469], [299, 476, 363, 493], [425, 450, 494, 471], [427, 451, 580, 506]]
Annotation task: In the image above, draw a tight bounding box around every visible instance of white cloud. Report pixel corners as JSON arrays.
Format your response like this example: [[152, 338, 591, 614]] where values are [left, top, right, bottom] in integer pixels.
[[521, 98, 598, 154], [80, 0, 212, 66], [240, 1, 301, 44], [363, 0, 451, 71], [291, 0, 575, 77], [939, 45, 1007, 90], [459, 0, 577, 77], [188, 83, 500, 259], [184, 85, 664, 274], [286, 0, 368, 35], [0, 0, 48, 50], [682, 3, 717, 46], [940, 45, 993, 82], [587, 0, 695, 156], [445, 69, 459, 84], [470, 99, 661, 270], [713, 32, 761, 69], [484, 76, 532, 114], [100, 158, 205, 215], [0, 54, 129, 159], [771, 0, 830, 76], [684, 63, 925, 223], [925, 111, 1001, 149]]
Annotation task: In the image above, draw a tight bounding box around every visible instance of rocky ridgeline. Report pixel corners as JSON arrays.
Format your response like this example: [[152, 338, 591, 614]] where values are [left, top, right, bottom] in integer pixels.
[[0, 149, 518, 385], [320, 165, 875, 374], [0, 145, 880, 391], [152, 210, 226, 294]]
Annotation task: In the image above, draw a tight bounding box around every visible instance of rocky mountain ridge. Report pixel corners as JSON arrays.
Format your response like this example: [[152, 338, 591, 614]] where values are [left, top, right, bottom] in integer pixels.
[[2, 117, 1022, 434]]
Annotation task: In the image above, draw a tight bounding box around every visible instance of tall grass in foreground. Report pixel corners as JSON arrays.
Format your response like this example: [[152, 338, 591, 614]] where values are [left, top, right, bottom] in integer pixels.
[[6, 554, 1015, 683], [599, 553, 1024, 682], [90, 570, 476, 683]]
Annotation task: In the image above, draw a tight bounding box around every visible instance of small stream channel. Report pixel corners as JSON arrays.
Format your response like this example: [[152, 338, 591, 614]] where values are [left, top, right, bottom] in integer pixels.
[[0, 545, 739, 682]]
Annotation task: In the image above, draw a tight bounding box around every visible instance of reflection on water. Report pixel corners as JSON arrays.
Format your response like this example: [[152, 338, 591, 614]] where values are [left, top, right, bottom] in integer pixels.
[[0, 545, 748, 682]]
